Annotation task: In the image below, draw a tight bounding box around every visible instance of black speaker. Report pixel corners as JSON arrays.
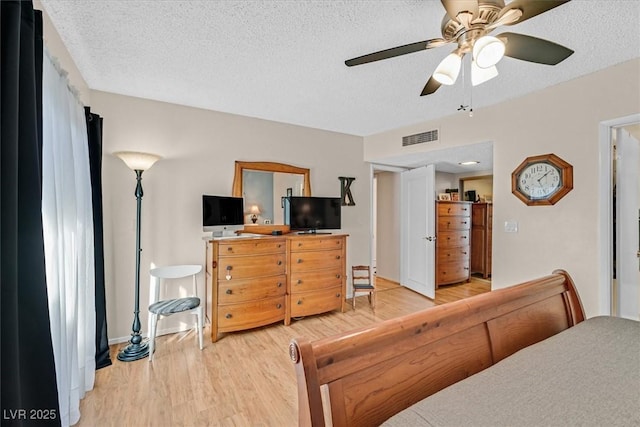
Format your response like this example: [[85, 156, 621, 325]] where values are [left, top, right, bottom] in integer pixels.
[[464, 190, 476, 202]]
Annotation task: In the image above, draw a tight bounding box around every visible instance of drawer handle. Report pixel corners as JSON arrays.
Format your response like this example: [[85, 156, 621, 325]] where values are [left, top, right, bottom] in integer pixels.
[[297, 300, 303, 305], [225, 266, 232, 281], [336, 293, 341, 298], [462, 221, 467, 225], [297, 279, 302, 285], [225, 313, 232, 319], [464, 267, 469, 270], [226, 289, 232, 295], [297, 258, 303, 264], [298, 243, 302, 247], [277, 282, 283, 288], [447, 208, 451, 213], [277, 244, 282, 248], [335, 255, 341, 260], [276, 303, 282, 309], [227, 247, 233, 251], [277, 260, 282, 265], [462, 251, 467, 255], [336, 274, 341, 279], [447, 237, 451, 240], [462, 236, 467, 239]]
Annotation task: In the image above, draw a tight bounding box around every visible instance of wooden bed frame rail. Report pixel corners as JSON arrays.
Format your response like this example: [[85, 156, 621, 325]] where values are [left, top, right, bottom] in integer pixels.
[[289, 269, 585, 426]]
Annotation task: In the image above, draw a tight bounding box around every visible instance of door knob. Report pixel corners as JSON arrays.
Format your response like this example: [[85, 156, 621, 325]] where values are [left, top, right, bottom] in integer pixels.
[[423, 236, 436, 241]]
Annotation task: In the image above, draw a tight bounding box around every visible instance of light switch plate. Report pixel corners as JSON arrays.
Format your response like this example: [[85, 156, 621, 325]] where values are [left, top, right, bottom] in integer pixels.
[[504, 220, 518, 233]]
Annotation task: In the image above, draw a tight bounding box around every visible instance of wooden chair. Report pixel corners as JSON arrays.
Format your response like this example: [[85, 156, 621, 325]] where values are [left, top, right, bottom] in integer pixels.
[[352, 265, 375, 309]]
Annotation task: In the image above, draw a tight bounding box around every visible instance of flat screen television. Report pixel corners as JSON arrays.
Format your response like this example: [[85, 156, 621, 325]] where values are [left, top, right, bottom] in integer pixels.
[[288, 196, 341, 233], [202, 195, 244, 236]]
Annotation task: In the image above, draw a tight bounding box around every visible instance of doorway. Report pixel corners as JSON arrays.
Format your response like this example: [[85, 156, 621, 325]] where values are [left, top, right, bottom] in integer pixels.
[[598, 114, 640, 320], [370, 141, 494, 301]]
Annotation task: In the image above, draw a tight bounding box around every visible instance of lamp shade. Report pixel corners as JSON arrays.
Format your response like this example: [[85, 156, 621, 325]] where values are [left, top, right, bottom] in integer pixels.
[[249, 205, 261, 215], [473, 36, 505, 69], [115, 151, 161, 171], [433, 53, 462, 85], [471, 59, 498, 86]]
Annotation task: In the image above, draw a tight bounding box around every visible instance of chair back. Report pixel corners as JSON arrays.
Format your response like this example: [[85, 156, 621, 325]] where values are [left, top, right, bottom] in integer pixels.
[[352, 265, 371, 288]]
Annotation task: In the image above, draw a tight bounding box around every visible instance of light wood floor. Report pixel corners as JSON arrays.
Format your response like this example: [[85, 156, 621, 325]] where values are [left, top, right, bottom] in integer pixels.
[[78, 278, 490, 426]]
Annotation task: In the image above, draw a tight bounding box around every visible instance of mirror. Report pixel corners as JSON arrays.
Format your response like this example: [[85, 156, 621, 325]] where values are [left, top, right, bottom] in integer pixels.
[[232, 161, 311, 225]]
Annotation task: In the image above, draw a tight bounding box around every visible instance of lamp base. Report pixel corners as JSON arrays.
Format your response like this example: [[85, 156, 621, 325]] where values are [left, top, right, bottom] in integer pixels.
[[117, 339, 149, 362]]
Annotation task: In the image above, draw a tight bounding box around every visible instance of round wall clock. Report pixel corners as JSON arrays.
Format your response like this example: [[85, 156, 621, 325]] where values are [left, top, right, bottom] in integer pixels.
[[511, 153, 573, 206]]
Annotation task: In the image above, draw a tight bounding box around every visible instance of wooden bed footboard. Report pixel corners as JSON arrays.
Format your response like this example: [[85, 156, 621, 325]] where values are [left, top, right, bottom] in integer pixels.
[[289, 269, 585, 427]]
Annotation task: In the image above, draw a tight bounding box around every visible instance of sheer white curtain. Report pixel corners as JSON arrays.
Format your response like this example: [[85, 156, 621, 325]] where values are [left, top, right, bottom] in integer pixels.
[[42, 49, 96, 427]]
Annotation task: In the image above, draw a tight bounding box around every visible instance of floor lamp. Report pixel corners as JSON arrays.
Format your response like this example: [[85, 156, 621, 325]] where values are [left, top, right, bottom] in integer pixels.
[[115, 151, 161, 362]]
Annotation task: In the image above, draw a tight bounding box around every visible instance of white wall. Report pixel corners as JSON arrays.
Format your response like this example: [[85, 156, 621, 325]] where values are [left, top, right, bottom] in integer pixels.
[[365, 58, 640, 318], [91, 91, 369, 342]]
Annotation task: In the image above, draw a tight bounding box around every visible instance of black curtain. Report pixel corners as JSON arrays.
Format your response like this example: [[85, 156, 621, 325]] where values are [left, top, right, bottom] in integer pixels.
[[85, 107, 112, 369], [1, 1, 61, 425]]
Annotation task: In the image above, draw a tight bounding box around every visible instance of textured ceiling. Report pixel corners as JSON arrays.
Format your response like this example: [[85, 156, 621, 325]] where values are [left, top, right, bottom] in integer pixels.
[[40, 0, 639, 139]]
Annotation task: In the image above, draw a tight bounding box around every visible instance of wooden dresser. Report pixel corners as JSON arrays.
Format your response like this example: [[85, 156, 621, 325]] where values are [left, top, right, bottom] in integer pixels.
[[435, 201, 472, 287], [287, 234, 347, 321], [471, 202, 492, 279], [205, 234, 347, 341], [206, 236, 287, 342]]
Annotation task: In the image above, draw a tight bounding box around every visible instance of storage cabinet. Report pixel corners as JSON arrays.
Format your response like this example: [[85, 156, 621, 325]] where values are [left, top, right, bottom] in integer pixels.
[[288, 234, 347, 321], [435, 201, 472, 287], [206, 237, 287, 342], [471, 203, 492, 279], [206, 233, 348, 342]]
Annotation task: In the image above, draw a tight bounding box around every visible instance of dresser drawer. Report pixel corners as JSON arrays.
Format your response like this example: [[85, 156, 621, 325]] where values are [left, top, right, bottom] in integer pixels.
[[218, 239, 285, 256], [217, 275, 286, 304], [437, 202, 471, 217], [437, 216, 471, 231], [437, 247, 470, 263], [217, 253, 285, 280], [436, 262, 470, 285], [290, 237, 343, 252], [290, 287, 343, 317], [436, 230, 470, 249], [217, 296, 285, 331], [290, 249, 343, 273], [290, 268, 343, 292]]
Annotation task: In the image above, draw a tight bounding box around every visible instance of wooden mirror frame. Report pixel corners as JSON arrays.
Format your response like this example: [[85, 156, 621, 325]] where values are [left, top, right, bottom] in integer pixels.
[[232, 161, 312, 198]]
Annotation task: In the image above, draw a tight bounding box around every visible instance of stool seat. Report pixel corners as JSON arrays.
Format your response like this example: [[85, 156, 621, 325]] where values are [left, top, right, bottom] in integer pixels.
[[149, 297, 200, 315]]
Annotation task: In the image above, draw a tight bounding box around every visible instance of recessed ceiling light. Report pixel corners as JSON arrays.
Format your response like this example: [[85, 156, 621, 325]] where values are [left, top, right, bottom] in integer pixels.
[[459, 161, 479, 166]]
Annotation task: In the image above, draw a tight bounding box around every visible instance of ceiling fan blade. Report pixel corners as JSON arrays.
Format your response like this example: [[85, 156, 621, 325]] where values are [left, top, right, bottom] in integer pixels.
[[498, 0, 571, 26], [500, 32, 574, 65], [345, 39, 448, 66], [420, 76, 442, 96], [441, 0, 479, 21]]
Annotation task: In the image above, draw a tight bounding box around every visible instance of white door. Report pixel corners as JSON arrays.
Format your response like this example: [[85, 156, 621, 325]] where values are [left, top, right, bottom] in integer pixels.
[[616, 128, 640, 320], [400, 165, 436, 299]]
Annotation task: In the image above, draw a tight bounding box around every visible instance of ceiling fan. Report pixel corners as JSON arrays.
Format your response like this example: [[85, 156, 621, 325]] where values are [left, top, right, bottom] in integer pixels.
[[345, 0, 574, 96]]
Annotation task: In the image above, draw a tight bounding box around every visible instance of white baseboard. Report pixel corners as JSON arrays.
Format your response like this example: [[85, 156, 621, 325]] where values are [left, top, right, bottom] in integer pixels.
[[108, 325, 198, 346]]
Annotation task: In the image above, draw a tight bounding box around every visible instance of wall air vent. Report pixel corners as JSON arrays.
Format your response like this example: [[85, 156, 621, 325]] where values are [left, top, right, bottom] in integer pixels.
[[402, 129, 439, 147]]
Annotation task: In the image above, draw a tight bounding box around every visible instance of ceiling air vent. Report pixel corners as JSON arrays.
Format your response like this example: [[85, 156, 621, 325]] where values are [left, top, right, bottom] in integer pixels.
[[402, 129, 439, 147]]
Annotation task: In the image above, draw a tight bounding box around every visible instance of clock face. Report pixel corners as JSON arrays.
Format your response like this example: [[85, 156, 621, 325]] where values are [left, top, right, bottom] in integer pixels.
[[516, 162, 562, 200]]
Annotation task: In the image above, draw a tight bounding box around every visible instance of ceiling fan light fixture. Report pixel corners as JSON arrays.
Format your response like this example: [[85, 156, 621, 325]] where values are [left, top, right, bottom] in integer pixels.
[[433, 53, 462, 85], [471, 59, 498, 86], [473, 35, 505, 68]]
